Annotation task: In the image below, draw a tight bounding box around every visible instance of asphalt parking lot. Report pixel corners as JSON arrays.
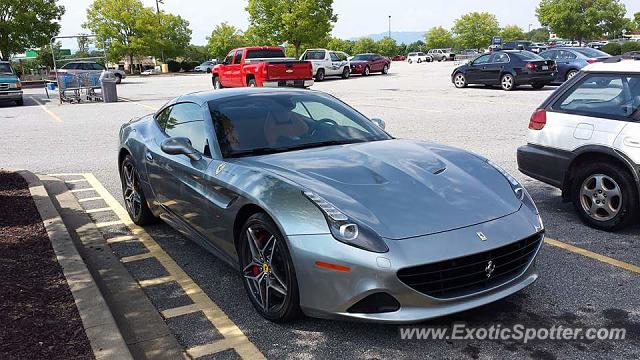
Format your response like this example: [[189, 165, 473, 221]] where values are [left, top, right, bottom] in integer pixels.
[[2, 61, 639, 359]]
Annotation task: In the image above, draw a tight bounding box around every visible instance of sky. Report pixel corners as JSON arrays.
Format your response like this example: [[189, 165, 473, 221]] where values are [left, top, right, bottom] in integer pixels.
[[59, 0, 640, 46]]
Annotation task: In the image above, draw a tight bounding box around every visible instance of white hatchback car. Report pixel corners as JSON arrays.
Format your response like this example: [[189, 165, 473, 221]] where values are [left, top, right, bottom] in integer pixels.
[[518, 59, 640, 230], [300, 49, 350, 81], [407, 52, 431, 64]]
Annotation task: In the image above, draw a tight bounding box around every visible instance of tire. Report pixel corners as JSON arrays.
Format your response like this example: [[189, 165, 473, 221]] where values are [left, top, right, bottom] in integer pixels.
[[531, 83, 545, 89], [417, 59, 422, 64], [239, 213, 301, 322], [315, 69, 325, 82], [363, 66, 370, 76], [382, 64, 389, 74], [566, 69, 579, 81], [212, 75, 223, 89], [341, 67, 350, 79], [16, 98, 23, 106], [248, 78, 257, 87], [206, 68, 212, 74], [115, 74, 122, 84], [453, 72, 467, 88], [408, 59, 413, 64], [571, 162, 638, 231], [120, 155, 158, 226], [500, 73, 516, 91]]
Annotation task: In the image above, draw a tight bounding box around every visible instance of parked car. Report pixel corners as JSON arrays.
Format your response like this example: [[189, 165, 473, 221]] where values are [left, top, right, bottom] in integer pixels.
[[55, 61, 126, 84], [623, 51, 640, 60], [451, 51, 556, 91], [349, 53, 391, 76], [391, 55, 406, 61], [211, 47, 314, 89], [194, 61, 218, 73], [0, 61, 23, 106], [428, 48, 451, 61], [299, 49, 350, 81], [118, 87, 544, 323], [502, 41, 534, 52], [517, 59, 640, 231], [407, 52, 431, 64], [539, 47, 610, 82], [530, 43, 549, 53]]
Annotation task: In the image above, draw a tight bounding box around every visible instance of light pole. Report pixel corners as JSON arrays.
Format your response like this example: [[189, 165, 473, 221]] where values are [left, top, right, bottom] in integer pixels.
[[388, 16, 391, 39], [155, 0, 165, 64]]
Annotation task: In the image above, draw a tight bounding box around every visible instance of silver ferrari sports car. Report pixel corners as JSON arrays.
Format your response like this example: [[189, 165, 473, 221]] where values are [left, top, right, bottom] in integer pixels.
[[118, 88, 544, 323]]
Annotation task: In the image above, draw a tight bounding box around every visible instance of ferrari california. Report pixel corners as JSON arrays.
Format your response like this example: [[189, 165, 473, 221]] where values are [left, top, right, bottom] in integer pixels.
[[118, 88, 544, 323]]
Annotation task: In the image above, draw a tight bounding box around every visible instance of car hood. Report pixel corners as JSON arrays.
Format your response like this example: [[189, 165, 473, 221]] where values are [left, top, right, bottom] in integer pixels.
[[350, 60, 370, 65], [238, 139, 522, 239], [0, 74, 18, 83]]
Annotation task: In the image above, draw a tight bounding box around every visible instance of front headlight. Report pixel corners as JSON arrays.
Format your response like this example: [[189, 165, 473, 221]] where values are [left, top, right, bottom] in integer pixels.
[[303, 191, 389, 253], [9, 82, 20, 89]]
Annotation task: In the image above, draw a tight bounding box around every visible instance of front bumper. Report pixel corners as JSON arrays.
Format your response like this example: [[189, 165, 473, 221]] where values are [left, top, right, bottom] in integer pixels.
[[262, 79, 314, 88], [350, 66, 365, 74], [0, 90, 22, 101], [287, 209, 542, 323]]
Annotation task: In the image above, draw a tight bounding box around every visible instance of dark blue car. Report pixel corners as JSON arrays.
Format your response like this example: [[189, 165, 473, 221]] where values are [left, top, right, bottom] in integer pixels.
[[539, 47, 610, 82]]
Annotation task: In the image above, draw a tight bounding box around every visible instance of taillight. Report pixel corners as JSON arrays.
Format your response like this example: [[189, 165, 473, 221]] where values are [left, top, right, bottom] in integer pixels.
[[586, 58, 597, 64], [528, 109, 546, 130], [525, 63, 536, 71]]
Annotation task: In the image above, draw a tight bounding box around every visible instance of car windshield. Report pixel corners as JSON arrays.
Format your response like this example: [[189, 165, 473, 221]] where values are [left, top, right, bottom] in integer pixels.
[[575, 48, 609, 58], [305, 51, 325, 60], [208, 92, 391, 158], [0, 63, 13, 73], [352, 55, 372, 61], [516, 51, 544, 60], [246, 49, 285, 59]]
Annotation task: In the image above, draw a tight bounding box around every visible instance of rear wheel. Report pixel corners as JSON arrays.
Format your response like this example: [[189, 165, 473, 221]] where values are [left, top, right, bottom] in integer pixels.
[[315, 69, 325, 81], [120, 155, 158, 225], [531, 83, 545, 89], [114, 74, 122, 84], [408, 59, 413, 64], [239, 213, 301, 322], [500, 73, 516, 91], [417, 58, 422, 64], [341, 67, 350, 79], [382, 64, 389, 74], [453, 72, 467, 88], [213, 75, 223, 89], [566, 69, 579, 81], [571, 162, 638, 231], [247, 78, 257, 87]]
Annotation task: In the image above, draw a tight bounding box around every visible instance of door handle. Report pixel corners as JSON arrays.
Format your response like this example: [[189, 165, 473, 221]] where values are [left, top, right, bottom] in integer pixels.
[[624, 137, 640, 148], [145, 152, 153, 161]]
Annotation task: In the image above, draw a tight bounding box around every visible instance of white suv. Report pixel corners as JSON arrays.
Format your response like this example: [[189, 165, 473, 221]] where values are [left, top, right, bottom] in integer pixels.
[[407, 52, 431, 64], [300, 49, 350, 81], [428, 49, 451, 62], [518, 59, 640, 230]]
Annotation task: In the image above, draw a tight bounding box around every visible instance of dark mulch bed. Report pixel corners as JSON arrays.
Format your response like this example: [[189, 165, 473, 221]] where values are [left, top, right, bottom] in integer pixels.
[[0, 171, 94, 359]]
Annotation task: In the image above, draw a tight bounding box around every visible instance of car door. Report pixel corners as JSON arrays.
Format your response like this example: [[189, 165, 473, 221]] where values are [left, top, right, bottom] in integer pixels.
[[484, 52, 509, 84], [329, 52, 342, 75], [147, 102, 215, 236], [219, 51, 235, 87], [230, 49, 244, 87], [544, 74, 634, 153], [465, 54, 491, 83], [613, 75, 640, 166], [557, 50, 578, 79]]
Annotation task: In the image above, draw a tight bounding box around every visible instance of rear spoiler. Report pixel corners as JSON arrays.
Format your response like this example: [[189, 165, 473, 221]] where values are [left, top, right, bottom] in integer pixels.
[[244, 57, 306, 64]]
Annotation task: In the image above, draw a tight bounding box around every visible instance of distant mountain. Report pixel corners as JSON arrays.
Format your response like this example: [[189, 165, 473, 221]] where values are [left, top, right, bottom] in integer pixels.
[[351, 31, 426, 44]]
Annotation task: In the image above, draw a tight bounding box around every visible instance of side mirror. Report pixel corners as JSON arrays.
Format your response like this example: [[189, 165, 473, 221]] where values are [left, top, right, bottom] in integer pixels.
[[371, 118, 386, 130], [161, 137, 201, 161]]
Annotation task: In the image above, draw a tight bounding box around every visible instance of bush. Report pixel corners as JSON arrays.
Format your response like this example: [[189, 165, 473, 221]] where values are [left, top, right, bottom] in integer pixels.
[[181, 61, 199, 72], [167, 60, 181, 72], [621, 41, 640, 54], [601, 43, 622, 56]]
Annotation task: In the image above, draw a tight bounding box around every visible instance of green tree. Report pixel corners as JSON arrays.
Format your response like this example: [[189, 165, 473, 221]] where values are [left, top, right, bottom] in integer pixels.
[[406, 40, 426, 53], [326, 37, 354, 54], [537, 0, 627, 42], [500, 25, 526, 42], [147, 12, 192, 60], [0, 0, 65, 60], [206, 22, 246, 61], [635, 12, 640, 30], [452, 12, 500, 49], [84, 0, 156, 71], [183, 45, 209, 63], [246, 0, 337, 57], [526, 27, 550, 42], [376, 37, 398, 56], [352, 37, 377, 54], [425, 26, 455, 49]]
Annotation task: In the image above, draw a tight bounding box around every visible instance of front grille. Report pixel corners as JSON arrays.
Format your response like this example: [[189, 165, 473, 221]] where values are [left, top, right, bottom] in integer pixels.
[[397, 233, 543, 299], [0, 83, 9, 90]]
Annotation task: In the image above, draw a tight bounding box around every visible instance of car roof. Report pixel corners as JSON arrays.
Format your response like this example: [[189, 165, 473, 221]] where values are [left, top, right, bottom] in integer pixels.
[[583, 59, 640, 73]]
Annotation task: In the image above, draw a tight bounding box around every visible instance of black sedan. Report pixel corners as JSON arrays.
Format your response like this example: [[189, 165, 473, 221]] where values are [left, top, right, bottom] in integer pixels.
[[451, 50, 556, 91]]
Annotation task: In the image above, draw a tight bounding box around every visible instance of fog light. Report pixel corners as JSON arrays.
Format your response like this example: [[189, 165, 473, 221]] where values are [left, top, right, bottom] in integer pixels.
[[347, 293, 400, 314]]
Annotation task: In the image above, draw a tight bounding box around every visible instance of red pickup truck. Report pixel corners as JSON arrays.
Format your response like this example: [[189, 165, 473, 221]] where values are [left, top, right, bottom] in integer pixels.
[[211, 47, 314, 89]]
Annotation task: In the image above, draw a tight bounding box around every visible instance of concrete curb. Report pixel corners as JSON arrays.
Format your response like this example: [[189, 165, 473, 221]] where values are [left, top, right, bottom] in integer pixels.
[[17, 170, 133, 360]]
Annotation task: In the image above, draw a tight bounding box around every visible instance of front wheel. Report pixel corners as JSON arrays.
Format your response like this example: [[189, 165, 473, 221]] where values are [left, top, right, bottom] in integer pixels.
[[417, 58, 422, 64], [115, 74, 122, 84], [453, 72, 467, 88], [239, 213, 301, 322], [531, 83, 545, 89], [382, 64, 389, 74], [212, 76, 223, 89], [408, 59, 413, 64], [248, 78, 257, 87], [341, 67, 350, 79], [571, 162, 638, 231], [500, 73, 516, 91], [120, 155, 158, 225], [363, 66, 370, 76]]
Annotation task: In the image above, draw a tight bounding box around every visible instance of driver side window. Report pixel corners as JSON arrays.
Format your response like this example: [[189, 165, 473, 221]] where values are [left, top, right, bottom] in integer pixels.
[[295, 101, 366, 132], [473, 54, 491, 65], [223, 51, 234, 65]]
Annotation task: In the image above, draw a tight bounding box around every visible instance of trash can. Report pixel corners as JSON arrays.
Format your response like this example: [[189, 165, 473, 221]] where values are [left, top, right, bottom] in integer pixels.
[[100, 71, 118, 103]]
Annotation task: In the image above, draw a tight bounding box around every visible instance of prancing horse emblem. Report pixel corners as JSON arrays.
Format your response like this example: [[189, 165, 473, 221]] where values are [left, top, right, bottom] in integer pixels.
[[485, 261, 496, 278], [215, 163, 226, 175], [477, 231, 488, 241]]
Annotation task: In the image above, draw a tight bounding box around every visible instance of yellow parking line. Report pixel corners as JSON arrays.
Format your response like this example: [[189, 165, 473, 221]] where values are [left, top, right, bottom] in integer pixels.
[[31, 96, 63, 123], [545, 238, 640, 274], [161, 303, 203, 318], [82, 173, 265, 359], [138, 276, 174, 287], [94, 220, 124, 228], [106, 235, 137, 244]]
